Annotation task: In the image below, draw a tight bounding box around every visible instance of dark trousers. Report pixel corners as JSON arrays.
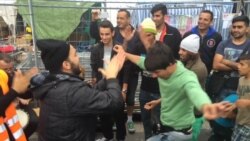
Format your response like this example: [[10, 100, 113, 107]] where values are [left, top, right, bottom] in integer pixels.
[[100, 104, 126, 140], [208, 120, 233, 141], [139, 90, 161, 140]]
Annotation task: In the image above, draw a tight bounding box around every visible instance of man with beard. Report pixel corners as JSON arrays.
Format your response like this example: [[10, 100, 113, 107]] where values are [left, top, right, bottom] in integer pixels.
[[179, 34, 207, 90], [209, 15, 250, 140], [213, 15, 250, 101], [178, 34, 208, 141], [31, 39, 125, 141], [183, 10, 222, 74]]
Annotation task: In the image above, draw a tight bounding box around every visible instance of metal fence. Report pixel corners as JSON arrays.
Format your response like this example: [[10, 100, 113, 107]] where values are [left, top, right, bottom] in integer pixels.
[[0, 0, 249, 72]]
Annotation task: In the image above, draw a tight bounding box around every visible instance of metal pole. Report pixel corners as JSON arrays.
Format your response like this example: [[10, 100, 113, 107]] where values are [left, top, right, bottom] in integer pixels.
[[28, 0, 38, 67]]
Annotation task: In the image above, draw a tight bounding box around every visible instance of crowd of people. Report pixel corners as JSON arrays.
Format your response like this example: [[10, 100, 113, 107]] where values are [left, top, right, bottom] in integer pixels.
[[1, 3, 250, 141]]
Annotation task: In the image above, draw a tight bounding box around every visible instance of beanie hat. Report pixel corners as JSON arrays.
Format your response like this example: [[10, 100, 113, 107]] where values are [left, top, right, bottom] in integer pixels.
[[36, 39, 70, 73], [140, 18, 157, 34], [180, 34, 200, 54]]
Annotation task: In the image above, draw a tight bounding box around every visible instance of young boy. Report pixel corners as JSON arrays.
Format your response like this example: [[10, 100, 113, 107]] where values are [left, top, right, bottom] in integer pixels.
[[231, 54, 250, 140]]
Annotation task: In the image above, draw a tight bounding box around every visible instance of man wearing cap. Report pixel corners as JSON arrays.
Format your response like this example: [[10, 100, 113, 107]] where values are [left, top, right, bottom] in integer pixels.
[[31, 39, 125, 141], [179, 34, 208, 141], [124, 18, 161, 140], [179, 34, 207, 90]]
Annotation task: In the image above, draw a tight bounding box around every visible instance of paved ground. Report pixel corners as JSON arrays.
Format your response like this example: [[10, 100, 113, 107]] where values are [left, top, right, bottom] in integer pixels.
[[29, 121, 212, 141]]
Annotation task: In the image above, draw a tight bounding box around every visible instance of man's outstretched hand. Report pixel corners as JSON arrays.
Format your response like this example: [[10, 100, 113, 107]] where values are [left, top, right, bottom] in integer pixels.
[[98, 51, 126, 79], [203, 101, 233, 120]]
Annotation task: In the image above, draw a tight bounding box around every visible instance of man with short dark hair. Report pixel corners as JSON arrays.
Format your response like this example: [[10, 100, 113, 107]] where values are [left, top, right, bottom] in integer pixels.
[[208, 15, 250, 141], [90, 8, 139, 134], [31, 39, 125, 141], [91, 20, 127, 141], [114, 41, 231, 141], [213, 15, 250, 101], [183, 10, 222, 73], [151, 3, 182, 59]]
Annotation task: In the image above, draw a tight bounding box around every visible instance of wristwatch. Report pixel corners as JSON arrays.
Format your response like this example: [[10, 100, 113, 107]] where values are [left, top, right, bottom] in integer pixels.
[[122, 90, 127, 94]]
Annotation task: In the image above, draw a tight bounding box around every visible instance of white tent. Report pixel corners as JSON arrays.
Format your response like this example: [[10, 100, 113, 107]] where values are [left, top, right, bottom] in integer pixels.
[[0, 0, 17, 37]]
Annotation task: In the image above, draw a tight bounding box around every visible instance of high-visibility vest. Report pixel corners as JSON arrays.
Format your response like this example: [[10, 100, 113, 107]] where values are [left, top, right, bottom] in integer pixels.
[[0, 70, 27, 141]]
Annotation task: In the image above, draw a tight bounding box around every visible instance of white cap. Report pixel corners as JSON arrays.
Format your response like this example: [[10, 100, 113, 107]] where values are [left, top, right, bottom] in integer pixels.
[[180, 34, 200, 54]]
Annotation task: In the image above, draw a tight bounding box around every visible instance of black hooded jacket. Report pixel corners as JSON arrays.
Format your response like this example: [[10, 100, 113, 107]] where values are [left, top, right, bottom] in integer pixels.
[[31, 72, 123, 141]]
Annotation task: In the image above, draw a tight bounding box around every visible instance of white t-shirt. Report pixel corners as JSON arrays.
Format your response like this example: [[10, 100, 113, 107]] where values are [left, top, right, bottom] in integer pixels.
[[156, 31, 162, 41], [103, 46, 112, 69]]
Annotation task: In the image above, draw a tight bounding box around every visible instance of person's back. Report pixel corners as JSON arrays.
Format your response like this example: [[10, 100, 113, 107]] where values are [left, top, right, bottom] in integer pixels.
[[33, 39, 124, 141], [32, 73, 112, 141]]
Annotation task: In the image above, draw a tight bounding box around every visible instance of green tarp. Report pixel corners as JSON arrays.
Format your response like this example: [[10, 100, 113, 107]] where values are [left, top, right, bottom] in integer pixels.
[[17, 0, 94, 40]]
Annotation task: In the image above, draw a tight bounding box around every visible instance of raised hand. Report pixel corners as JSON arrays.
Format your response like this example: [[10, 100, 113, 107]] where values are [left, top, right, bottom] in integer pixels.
[[113, 44, 126, 54], [123, 26, 135, 42], [138, 25, 152, 50], [98, 51, 126, 79], [203, 101, 232, 120], [12, 67, 39, 94]]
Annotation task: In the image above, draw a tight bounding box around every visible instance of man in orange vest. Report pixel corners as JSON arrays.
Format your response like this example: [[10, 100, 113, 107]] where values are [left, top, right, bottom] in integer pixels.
[[0, 67, 38, 141]]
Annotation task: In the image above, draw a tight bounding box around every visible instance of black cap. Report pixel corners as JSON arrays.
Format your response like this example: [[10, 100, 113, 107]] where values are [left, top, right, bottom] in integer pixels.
[[36, 39, 70, 73]]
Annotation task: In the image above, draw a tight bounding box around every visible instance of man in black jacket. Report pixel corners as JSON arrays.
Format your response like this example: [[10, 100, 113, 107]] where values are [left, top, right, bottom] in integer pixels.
[[151, 3, 182, 59], [91, 20, 127, 141], [90, 9, 139, 134], [32, 39, 125, 141]]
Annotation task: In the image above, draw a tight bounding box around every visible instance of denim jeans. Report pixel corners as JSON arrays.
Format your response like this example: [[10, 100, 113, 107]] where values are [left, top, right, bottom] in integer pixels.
[[139, 89, 161, 140], [147, 131, 192, 141]]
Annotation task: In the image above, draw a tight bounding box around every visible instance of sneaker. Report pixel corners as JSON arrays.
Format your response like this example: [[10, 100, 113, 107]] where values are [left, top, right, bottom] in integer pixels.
[[95, 137, 114, 141], [127, 121, 135, 133], [112, 123, 117, 131]]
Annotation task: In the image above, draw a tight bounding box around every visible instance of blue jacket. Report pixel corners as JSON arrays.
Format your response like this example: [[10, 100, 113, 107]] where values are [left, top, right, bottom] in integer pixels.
[[183, 26, 222, 73]]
